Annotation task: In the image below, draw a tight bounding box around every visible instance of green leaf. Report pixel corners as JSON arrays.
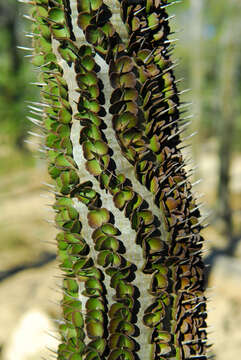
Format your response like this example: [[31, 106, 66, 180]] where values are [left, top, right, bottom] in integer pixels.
[[88, 339, 106, 354], [114, 189, 133, 210], [86, 298, 105, 312], [143, 311, 163, 328], [147, 13, 159, 30], [88, 208, 110, 228], [77, 0, 103, 12], [155, 343, 172, 356], [115, 56, 134, 73], [86, 159, 102, 176], [77, 72, 98, 87], [70, 354, 83, 360], [97, 250, 113, 267], [146, 237, 165, 254], [78, 12, 92, 31], [48, 8, 65, 24], [109, 333, 135, 350], [86, 310, 104, 323], [72, 311, 84, 328], [86, 321, 104, 338], [51, 24, 70, 39], [109, 349, 134, 360], [59, 107, 72, 124]]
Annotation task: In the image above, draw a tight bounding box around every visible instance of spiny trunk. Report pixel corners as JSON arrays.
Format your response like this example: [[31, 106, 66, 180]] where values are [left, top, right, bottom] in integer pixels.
[[23, 1, 208, 359]]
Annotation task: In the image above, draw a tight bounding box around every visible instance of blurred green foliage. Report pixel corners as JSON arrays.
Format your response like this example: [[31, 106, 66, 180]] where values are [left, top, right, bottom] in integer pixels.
[[0, 1, 38, 149]]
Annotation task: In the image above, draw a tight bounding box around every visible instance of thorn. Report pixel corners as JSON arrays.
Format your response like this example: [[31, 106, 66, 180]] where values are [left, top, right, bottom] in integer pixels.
[[191, 179, 203, 187], [190, 203, 204, 214], [206, 286, 216, 292], [44, 219, 55, 224], [182, 338, 207, 345], [170, 28, 184, 35], [178, 102, 193, 110], [29, 110, 44, 117], [41, 182, 56, 189], [167, 121, 191, 141], [40, 240, 56, 245], [164, 38, 179, 44], [157, 103, 178, 118], [188, 355, 207, 359], [134, 6, 145, 15], [166, 178, 187, 196], [144, 48, 157, 64], [178, 88, 191, 95], [38, 148, 47, 154], [164, 14, 176, 22], [25, 100, 50, 108], [23, 14, 36, 22], [177, 143, 192, 151], [50, 318, 64, 325], [199, 326, 215, 332], [24, 140, 38, 146], [175, 77, 185, 84], [17, 46, 34, 51], [24, 54, 35, 58], [36, 61, 53, 69], [46, 346, 58, 354], [153, 60, 179, 80], [182, 131, 198, 141], [140, 23, 160, 33], [160, 119, 179, 131], [185, 301, 206, 313], [40, 194, 54, 200], [160, 1, 182, 9], [27, 116, 45, 129], [29, 82, 46, 87], [28, 105, 44, 113], [179, 114, 194, 122], [184, 157, 194, 166], [44, 330, 60, 342], [28, 131, 45, 138], [195, 192, 205, 200], [182, 295, 206, 304]]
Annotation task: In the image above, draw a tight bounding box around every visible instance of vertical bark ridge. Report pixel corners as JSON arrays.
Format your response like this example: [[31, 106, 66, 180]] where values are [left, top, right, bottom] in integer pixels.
[[76, 0, 208, 358], [29, 2, 110, 359], [109, 1, 208, 359]]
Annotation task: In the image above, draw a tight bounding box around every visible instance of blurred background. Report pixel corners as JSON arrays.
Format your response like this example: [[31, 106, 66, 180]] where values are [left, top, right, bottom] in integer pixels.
[[0, 0, 240, 359]]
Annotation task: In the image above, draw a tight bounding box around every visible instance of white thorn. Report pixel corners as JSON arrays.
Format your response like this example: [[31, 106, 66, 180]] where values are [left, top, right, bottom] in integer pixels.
[[30, 82, 46, 86], [42, 182, 56, 189], [23, 14, 36, 22], [26, 100, 50, 108], [165, 14, 176, 21], [17, 46, 34, 51], [160, 1, 182, 9], [164, 38, 179, 44], [178, 102, 193, 110], [28, 131, 45, 138], [182, 131, 198, 141], [27, 116, 43, 126], [178, 88, 191, 95], [134, 6, 145, 15], [28, 105, 44, 113]]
